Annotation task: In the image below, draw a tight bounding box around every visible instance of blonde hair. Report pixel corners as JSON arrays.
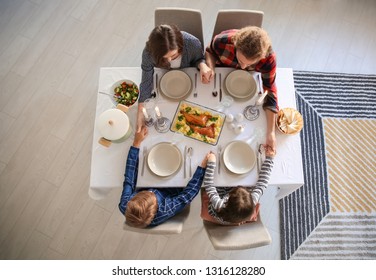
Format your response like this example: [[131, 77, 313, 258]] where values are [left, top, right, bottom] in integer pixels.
[[217, 187, 254, 223], [125, 191, 158, 228], [233, 26, 271, 60]]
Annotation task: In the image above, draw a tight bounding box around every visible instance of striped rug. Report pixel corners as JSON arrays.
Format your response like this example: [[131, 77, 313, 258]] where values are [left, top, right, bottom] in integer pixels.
[[280, 71, 376, 260]]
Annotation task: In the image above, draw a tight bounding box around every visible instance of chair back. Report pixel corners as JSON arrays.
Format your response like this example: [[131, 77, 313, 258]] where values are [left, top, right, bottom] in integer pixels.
[[203, 213, 271, 250], [212, 9, 264, 38], [123, 205, 190, 234], [155, 7, 204, 50]]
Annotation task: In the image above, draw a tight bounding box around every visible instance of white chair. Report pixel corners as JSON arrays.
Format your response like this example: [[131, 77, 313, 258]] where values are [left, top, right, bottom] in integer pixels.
[[203, 213, 272, 250], [212, 9, 264, 38], [154, 7, 204, 50], [123, 206, 190, 234]]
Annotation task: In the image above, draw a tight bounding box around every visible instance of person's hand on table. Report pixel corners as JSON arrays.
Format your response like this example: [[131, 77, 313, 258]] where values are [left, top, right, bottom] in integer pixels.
[[263, 143, 276, 158], [265, 109, 277, 155], [204, 51, 217, 83], [201, 151, 216, 168], [133, 125, 148, 148], [265, 131, 276, 156], [199, 62, 214, 84]]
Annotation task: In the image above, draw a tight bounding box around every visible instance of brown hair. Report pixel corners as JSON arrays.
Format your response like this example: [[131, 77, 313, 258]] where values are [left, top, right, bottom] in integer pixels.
[[146, 24, 183, 68], [233, 26, 272, 60], [125, 191, 158, 228], [217, 186, 254, 223]]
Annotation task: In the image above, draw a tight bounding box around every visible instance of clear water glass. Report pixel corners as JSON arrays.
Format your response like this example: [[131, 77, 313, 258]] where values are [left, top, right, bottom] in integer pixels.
[[220, 95, 234, 108], [143, 98, 156, 126]]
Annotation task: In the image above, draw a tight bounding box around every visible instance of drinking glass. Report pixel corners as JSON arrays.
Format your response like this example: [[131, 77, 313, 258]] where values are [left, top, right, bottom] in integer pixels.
[[143, 98, 156, 127], [221, 95, 234, 108], [217, 95, 234, 112]]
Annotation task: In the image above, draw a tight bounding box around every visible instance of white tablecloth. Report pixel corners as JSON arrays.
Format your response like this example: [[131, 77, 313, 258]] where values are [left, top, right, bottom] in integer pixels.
[[89, 67, 304, 200]]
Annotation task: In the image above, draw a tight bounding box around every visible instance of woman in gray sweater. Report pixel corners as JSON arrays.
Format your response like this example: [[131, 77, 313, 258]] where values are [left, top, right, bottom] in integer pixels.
[[136, 24, 212, 130]]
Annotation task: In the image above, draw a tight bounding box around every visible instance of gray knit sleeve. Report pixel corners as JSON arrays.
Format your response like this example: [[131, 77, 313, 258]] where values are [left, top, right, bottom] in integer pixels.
[[139, 48, 155, 103], [180, 32, 205, 69], [251, 156, 274, 202], [204, 160, 225, 210]]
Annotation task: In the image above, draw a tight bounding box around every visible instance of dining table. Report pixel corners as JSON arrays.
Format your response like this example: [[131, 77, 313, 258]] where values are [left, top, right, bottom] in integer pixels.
[[89, 67, 304, 200]]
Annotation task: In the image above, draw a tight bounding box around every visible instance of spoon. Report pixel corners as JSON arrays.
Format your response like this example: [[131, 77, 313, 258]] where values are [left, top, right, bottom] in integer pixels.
[[212, 73, 217, 97], [151, 73, 158, 98], [193, 74, 198, 98], [99, 91, 113, 97]]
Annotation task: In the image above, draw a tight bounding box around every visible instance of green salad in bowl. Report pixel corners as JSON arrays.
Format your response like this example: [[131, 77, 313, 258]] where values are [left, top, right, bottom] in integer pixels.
[[111, 79, 139, 107]]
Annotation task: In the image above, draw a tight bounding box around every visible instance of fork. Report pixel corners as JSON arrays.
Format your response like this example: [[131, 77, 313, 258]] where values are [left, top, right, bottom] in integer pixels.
[[193, 73, 198, 98], [212, 73, 217, 97]]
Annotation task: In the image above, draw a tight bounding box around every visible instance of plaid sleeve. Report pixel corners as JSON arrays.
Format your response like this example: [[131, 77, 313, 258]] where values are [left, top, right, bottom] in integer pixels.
[[256, 52, 278, 112], [204, 161, 226, 210], [150, 167, 205, 226], [118, 146, 139, 214], [207, 30, 238, 67], [170, 167, 205, 206]]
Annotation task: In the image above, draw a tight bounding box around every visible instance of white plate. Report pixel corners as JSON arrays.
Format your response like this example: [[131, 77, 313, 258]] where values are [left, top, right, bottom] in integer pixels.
[[147, 143, 182, 177], [159, 70, 192, 100], [225, 70, 257, 99], [223, 141, 256, 174]]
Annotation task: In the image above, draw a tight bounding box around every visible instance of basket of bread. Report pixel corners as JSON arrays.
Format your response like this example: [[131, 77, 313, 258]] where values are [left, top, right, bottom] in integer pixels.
[[276, 108, 303, 135]]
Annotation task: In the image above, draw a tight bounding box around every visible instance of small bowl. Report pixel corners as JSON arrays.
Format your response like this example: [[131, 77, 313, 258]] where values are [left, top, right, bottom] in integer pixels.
[[276, 108, 303, 135], [110, 79, 139, 107]]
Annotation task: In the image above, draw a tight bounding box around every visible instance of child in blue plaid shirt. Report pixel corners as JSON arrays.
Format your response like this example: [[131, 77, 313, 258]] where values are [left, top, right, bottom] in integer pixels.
[[119, 126, 212, 228]]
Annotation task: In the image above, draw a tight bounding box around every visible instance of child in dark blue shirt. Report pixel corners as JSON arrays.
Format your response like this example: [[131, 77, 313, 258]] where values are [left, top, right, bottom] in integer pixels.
[[119, 126, 211, 228]]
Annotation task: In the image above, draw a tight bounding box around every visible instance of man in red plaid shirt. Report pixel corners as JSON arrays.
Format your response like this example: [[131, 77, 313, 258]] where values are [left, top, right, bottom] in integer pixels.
[[205, 26, 277, 153]]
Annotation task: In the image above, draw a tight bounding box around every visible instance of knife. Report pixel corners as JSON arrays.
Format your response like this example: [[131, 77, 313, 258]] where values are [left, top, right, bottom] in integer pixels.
[[188, 147, 193, 177], [257, 143, 262, 173], [183, 146, 187, 178], [217, 145, 222, 174], [219, 73, 222, 102], [141, 147, 147, 176], [156, 73, 159, 95]]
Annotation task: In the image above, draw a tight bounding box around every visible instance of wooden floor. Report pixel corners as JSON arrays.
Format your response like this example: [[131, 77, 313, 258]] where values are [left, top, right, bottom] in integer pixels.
[[0, 0, 375, 260]]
